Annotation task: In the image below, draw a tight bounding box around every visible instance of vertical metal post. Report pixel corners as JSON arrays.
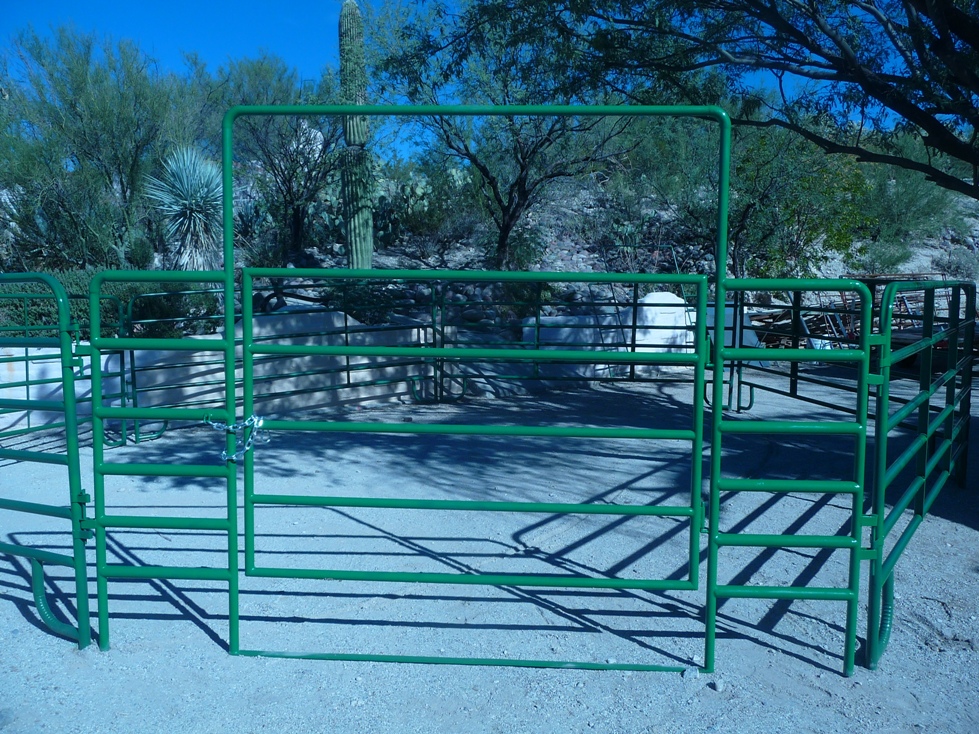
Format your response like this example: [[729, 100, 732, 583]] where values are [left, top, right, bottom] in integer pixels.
[[705, 109, 732, 675], [344, 310, 353, 390], [429, 281, 439, 400], [845, 287, 872, 676], [790, 290, 802, 398], [956, 287, 975, 486], [88, 281, 111, 650], [690, 280, 708, 563], [222, 109, 241, 655], [944, 286, 960, 483], [243, 271, 256, 579], [867, 283, 897, 670], [436, 282, 446, 402], [59, 299, 92, 650], [734, 290, 747, 412], [629, 282, 640, 381], [915, 290, 935, 518], [533, 282, 542, 381]]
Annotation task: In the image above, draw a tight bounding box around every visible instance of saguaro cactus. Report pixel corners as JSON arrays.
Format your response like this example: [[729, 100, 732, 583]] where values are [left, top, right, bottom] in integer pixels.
[[340, 0, 374, 269]]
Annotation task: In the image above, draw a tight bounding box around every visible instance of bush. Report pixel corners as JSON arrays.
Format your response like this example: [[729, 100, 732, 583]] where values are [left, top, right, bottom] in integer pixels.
[[932, 245, 979, 282], [0, 269, 222, 340], [317, 281, 399, 325]]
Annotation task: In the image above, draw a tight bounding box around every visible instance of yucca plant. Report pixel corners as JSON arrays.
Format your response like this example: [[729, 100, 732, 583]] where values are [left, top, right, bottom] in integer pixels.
[[145, 148, 223, 271]]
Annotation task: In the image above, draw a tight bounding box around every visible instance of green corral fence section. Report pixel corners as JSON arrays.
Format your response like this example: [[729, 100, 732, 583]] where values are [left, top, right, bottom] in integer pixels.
[[0, 104, 975, 675], [0, 274, 92, 647], [708, 278, 874, 677], [86, 270, 240, 653], [238, 268, 710, 670], [866, 280, 975, 669]]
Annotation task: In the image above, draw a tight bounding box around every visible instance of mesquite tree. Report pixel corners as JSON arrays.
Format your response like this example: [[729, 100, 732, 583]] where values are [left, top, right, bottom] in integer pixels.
[[441, 1, 979, 203]]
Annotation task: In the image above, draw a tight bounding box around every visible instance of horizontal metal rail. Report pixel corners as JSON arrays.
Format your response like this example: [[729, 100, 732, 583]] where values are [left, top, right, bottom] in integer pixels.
[[234, 649, 686, 672], [261, 418, 695, 441], [250, 493, 694, 517], [0, 497, 73, 519], [245, 566, 696, 591], [251, 343, 700, 365], [0, 448, 71, 466], [0, 541, 75, 567]]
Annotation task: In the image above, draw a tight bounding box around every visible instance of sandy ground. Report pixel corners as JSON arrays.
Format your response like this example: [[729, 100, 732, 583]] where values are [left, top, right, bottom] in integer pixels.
[[1, 372, 978, 734]]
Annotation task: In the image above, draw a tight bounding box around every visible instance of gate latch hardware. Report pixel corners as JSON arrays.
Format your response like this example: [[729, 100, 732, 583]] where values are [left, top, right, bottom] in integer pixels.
[[204, 414, 270, 462]]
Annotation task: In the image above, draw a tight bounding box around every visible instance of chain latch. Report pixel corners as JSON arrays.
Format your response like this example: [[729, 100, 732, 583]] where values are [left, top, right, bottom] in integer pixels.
[[204, 414, 270, 462]]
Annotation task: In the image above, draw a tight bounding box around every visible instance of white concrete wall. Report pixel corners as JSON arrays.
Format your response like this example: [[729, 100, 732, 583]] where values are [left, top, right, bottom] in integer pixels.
[[0, 311, 439, 434], [239, 310, 437, 414], [520, 292, 698, 378], [518, 293, 767, 378]]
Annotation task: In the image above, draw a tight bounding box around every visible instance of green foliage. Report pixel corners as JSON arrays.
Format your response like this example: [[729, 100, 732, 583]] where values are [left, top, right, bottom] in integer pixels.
[[576, 117, 870, 279], [319, 281, 398, 324], [340, 0, 369, 145], [208, 54, 343, 260], [0, 270, 219, 340], [2, 3, 972, 294], [723, 125, 870, 278], [372, 0, 635, 270], [145, 148, 223, 271], [932, 246, 979, 283], [126, 284, 221, 338], [375, 155, 486, 248], [0, 27, 178, 271], [452, 0, 979, 203], [342, 146, 375, 269], [310, 186, 347, 247], [483, 221, 546, 272], [233, 194, 281, 268], [0, 271, 117, 339], [847, 138, 968, 274]]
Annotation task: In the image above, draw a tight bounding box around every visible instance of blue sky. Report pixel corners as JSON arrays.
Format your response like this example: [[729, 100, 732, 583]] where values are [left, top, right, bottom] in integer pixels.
[[0, 0, 350, 83]]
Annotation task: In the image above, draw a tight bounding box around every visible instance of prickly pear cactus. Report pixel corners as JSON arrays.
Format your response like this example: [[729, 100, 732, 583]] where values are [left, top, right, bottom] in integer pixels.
[[340, 0, 373, 269]]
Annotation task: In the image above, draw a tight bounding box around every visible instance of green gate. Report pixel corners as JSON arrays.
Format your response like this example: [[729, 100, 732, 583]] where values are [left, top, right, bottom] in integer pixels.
[[0, 274, 92, 647], [224, 103, 729, 669], [237, 268, 710, 670], [86, 270, 240, 652], [865, 279, 975, 669], [709, 278, 874, 677]]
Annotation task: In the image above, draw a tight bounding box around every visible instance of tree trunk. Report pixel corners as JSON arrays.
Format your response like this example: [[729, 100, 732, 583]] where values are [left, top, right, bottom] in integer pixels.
[[494, 212, 520, 270], [289, 205, 305, 259]]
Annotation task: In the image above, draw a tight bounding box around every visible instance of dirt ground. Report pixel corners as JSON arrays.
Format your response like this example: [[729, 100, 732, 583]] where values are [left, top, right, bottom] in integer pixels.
[[2, 372, 978, 733]]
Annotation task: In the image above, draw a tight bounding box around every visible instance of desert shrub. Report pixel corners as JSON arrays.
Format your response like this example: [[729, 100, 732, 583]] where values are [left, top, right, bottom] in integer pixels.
[[932, 245, 979, 282], [317, 281, 400, 325], [126, 285, 222, 338], [0, 270, 222, 340]]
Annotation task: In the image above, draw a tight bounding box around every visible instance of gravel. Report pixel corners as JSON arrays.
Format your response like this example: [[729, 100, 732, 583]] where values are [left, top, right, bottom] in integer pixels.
[[2, 375, 978, 733]]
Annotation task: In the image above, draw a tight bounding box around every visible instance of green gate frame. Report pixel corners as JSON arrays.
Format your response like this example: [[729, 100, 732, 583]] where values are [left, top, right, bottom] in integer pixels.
[[866, 279, 975, 669], [238, 267, 711, 670], [1, 103, 974, 675], [86, 270, 240, 652], [0, 274, 92, 647]]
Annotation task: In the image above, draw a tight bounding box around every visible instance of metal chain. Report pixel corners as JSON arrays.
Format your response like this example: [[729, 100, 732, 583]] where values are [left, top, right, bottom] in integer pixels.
[[204, 414, 270, 462]]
